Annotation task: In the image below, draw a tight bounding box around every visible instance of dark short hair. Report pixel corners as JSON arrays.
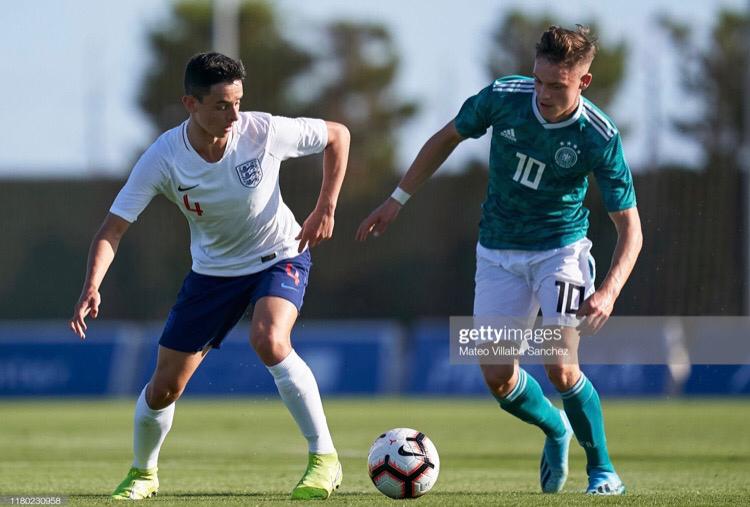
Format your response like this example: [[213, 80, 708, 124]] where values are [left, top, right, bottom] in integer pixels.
[[535, 25, 597, 67], [184, 52, 246, 100]]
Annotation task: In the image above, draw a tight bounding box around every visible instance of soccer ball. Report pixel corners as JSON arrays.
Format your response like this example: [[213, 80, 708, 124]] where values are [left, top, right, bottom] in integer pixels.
[[367, 428, 440, 499]]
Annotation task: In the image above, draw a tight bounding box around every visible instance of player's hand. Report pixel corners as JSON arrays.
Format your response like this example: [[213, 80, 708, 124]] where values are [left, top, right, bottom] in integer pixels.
[[69, 287, 101, 340], [296, 207, 335, 252], [355, 199, 402, 241], [576, 289, 615, 335]]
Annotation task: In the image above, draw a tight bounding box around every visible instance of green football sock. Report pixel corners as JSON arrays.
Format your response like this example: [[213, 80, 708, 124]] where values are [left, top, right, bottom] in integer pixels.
[[494, 368, 566, 438], [561, 373, 615, 473]]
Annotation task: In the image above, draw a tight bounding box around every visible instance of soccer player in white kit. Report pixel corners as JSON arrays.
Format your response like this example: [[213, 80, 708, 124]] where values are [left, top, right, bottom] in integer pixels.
[[70, 53, 349, 500]]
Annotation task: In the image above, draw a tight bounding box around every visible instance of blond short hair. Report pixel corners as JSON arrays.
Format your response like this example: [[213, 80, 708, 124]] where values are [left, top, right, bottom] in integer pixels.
[[535, 25, 598, 68]]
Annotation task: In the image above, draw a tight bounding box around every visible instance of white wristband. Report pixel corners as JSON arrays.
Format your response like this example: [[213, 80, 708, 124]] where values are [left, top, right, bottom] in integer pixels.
[[390, 187, 411, 206]]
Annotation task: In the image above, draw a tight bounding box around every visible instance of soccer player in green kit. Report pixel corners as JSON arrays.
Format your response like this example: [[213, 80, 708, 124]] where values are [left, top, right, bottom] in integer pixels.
[[357, 26, 642, 495]]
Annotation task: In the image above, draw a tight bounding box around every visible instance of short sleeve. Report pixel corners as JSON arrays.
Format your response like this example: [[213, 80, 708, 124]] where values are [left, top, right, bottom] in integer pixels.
[[267, 116, 328, 160], [454, 85, 495, 139], [109, 144, 167, 223], [593, 134, 636, 212]]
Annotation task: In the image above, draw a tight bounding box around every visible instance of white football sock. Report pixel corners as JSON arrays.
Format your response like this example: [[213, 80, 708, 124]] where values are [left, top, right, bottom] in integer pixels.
[[132, 385, 175, 470], [267, 349, 336, 454]]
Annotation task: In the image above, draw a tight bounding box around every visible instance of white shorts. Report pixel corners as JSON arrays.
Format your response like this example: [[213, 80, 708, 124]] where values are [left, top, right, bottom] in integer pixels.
[[473, 238, 596, 328]]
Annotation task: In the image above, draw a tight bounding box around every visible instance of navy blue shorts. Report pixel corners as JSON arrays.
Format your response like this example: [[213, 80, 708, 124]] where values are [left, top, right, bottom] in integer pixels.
[[159, 250, 311, 353]]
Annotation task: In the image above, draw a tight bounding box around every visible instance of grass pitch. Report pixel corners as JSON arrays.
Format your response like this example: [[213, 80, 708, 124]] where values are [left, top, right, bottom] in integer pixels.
[[0, 397, 748, 505]]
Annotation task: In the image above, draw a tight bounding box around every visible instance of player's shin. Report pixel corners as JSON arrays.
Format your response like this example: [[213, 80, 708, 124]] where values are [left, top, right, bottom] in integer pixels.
[[267, 349, 335, 454], [132, 385, 174, 470], [494, 368, 567, 438], [560, 373, 615, 473]]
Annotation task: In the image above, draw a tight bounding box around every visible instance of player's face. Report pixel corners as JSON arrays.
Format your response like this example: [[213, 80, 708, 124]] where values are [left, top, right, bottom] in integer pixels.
[[183, 80, 243, 139], [532, 58, 591, 123]]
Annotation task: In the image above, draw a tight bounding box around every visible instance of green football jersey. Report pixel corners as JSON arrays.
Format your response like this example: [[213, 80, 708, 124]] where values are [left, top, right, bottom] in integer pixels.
[[454, 75, 636, 250]]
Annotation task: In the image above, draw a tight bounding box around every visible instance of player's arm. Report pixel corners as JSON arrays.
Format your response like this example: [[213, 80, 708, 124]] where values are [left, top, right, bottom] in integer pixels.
[[69, 213, 130, 339], [577, 207, 642, 333], [296, 121, 350, 252], [355, 121, 465, 241]]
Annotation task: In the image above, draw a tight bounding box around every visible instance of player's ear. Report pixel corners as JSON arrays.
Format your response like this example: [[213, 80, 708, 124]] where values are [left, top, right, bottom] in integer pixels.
[[182, 95, 198, 113], [580, 72, 592, 91]]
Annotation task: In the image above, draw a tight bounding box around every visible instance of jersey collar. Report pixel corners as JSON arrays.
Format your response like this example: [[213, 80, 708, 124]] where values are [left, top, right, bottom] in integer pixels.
[[181, 120, 236, 163], [531, 92, 584, 129]]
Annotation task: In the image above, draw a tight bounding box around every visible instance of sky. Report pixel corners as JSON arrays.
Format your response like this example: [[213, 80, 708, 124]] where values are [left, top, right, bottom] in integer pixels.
[[0, 0, 745, 178]]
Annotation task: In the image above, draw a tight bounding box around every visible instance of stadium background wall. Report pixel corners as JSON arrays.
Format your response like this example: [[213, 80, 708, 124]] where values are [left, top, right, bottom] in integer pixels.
[[0, 320, 748, 397], [0, 168, 745, 321]]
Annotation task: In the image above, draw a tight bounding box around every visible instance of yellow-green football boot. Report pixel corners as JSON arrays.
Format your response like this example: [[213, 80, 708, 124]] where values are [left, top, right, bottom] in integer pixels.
[[291, 452, 342, 500], [111, 467, 159, 500]]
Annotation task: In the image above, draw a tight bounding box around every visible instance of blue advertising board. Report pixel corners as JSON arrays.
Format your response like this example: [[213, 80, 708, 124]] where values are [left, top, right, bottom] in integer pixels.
[[0, 320, 747, 396]]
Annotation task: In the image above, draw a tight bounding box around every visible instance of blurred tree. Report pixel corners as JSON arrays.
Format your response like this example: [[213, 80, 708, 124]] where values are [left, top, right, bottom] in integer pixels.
[[139, 0, 313, 133], [296, 22, 418, 196], [657, 10, 747, 314], [487, 11, 627, 110], [660, 10, 748, 173]]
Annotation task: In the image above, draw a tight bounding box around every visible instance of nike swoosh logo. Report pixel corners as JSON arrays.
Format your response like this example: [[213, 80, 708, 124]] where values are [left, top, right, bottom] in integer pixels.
[[178, 184, 199, 192], [397, 445, 424, 458], [280, 283, 299, 291]]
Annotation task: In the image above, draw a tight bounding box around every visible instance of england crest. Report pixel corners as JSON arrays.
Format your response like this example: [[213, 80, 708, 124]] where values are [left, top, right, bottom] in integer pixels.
[[235, 159, 263, 188]]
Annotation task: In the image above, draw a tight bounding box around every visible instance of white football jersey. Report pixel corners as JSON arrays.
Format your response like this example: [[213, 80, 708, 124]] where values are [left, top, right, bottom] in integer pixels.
[[110, 112, 328, 276]]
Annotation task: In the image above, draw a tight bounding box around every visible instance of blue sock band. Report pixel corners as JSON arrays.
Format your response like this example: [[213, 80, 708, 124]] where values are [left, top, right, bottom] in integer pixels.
[[561, 373, 614, 474], [495, 368, 566, 438]]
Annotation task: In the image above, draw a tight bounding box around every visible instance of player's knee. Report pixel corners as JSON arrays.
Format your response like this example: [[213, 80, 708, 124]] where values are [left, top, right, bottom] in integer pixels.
[[250, 328, 291, 366], [481, 365, 516, 397], [545, 364, 580, 392], [147, 380, 185, 408]]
